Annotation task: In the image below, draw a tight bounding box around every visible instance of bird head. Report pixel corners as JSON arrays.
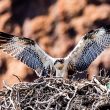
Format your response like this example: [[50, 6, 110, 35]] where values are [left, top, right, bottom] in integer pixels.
[[54, 59, 64, 70]]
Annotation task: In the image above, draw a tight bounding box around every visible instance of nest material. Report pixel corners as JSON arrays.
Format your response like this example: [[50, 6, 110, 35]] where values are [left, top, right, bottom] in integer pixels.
[[0, 76, 110, 110]]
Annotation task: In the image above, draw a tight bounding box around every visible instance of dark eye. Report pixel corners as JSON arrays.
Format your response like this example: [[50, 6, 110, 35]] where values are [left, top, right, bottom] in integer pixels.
[[60, 59, 64, 63]]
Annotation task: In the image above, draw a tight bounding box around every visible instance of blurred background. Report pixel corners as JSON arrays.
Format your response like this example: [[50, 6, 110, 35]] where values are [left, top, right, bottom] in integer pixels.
[[0, 0, 110, 89]]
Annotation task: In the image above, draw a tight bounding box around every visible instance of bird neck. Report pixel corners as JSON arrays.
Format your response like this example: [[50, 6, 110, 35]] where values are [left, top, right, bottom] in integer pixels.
[[56, 69, 63, 77], [55, 68, 68, 79]]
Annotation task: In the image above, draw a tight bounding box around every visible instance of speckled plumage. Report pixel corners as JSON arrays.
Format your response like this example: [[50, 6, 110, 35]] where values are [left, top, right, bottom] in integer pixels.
[[0, 26, 110, 78]]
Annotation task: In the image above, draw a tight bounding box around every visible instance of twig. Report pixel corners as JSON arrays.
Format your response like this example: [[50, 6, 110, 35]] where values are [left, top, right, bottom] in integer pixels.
[[65, 87, 77, 110], [12, 74, 22, 82]]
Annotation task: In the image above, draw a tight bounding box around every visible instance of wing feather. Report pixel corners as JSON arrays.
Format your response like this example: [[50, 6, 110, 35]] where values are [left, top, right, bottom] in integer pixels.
[[0, 32, 55, 76], [65, 26, 110, 71]]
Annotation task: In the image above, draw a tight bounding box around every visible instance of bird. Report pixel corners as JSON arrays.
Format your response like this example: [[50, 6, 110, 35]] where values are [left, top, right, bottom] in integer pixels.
[[0, 26, 110, 79]]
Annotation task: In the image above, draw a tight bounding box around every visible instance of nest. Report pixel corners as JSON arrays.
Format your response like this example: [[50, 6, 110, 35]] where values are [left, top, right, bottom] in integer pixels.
[[0, 76, 110, 110]]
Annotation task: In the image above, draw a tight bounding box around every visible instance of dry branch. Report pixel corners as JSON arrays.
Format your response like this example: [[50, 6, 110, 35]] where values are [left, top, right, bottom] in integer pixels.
[[0, 76, 110, 110]]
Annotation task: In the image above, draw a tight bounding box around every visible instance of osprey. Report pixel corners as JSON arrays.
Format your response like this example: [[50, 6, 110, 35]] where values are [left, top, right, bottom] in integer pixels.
[[0, 26, 110, 79]]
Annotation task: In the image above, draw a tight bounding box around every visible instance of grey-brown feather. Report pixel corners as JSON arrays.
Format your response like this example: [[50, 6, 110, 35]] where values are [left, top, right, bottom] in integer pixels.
[[65, 27, 110, 72], [0, 32, 55, 76], [0, 26, 110, 78]]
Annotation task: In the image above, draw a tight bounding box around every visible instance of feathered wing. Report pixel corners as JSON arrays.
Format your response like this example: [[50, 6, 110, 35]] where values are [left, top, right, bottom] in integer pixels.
[[0, 32, 55, 76], [65, 26, 110, 72]]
